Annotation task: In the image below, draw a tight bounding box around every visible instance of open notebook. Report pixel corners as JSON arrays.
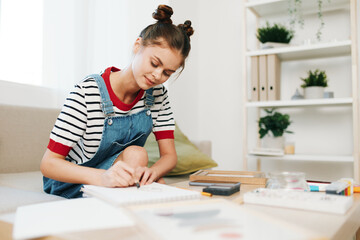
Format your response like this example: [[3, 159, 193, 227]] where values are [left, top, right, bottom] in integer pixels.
[[81, 182, 201, 206]]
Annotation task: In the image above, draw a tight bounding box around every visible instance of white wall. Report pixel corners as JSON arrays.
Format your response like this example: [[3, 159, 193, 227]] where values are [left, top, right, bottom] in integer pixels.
[[169, 0, 244, 170], [42, 0, 166, 95]]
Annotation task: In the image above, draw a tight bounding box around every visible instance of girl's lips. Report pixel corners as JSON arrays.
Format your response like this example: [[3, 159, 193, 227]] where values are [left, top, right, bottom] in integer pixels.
[[145, 76, 155, 86]]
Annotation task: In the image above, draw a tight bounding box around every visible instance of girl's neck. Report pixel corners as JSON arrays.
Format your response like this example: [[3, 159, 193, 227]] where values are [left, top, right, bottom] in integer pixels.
[[110, 66, 141, 104]]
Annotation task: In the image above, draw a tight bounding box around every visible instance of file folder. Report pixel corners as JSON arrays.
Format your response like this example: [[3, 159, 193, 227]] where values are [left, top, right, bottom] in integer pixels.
[[250, 56, 259, 102], [259, 55, 267, 101], [267, 54, 281, 101]]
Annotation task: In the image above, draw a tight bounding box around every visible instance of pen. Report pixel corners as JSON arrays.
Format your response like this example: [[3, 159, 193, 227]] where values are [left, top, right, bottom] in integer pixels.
[[133, 177, 140, 189]]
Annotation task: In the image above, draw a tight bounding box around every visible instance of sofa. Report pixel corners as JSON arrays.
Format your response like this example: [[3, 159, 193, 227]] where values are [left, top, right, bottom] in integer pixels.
[[0, 104, 215, 222]]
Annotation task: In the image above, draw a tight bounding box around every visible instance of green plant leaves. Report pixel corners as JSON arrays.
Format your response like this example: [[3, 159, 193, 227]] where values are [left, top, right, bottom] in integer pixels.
[[300, 69, 328, 88], [256, 22, 294, 44], [258, 109, 293, 138]]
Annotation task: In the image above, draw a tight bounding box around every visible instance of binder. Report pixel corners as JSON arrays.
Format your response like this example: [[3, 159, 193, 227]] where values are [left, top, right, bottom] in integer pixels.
[[258, 55, 268, 101], [250, 56, 259, 101], [267, 54, 281, 101]]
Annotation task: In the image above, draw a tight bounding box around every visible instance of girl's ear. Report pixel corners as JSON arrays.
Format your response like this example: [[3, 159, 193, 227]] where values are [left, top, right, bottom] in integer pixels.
[[133, 37, 143, 54]]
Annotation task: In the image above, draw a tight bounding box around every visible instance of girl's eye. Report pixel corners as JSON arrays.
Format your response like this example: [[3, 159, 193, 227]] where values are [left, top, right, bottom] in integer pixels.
[[163, 71, 171, 77], [151, 61, 158, 68]]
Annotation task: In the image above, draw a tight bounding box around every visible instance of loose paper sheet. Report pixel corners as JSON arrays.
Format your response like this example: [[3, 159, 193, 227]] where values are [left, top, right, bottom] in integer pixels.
[[13, 197, 134, 240]]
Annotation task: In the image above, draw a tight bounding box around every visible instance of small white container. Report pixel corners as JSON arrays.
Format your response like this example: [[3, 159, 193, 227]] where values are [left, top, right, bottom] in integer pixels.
[[261, 135, 284, 150], [304, 86, 325, 99]]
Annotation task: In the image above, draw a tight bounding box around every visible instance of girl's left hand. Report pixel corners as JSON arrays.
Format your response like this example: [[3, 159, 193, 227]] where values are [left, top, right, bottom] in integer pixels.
[[136, 167, 159, 185]]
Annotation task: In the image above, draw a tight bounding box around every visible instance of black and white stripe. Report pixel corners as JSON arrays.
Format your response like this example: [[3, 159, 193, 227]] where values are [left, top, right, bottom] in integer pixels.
[[50, 77, 175, 164]]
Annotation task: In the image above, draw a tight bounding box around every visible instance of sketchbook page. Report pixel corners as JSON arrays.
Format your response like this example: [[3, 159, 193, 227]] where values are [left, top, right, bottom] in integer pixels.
[[13, 198, 134, 240], [82, 182, 201, 206]]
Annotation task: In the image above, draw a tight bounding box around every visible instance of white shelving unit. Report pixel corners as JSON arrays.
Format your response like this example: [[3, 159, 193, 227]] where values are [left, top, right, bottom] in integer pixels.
[[241, 0, 360, 181], [246, 40, 351, 61], [246, 98, 353, 108], [248, 154, 354, 163], [245, 0, 350, 16]]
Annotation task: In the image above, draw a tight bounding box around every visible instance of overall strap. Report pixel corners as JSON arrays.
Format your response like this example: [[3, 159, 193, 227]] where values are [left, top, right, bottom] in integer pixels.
[[88, 74, 115, 116], [144, 88, 154, 108]]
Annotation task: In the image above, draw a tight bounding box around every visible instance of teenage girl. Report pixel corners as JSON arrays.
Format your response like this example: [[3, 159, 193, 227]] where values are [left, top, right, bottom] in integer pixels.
[[40, 5, 194, 198]]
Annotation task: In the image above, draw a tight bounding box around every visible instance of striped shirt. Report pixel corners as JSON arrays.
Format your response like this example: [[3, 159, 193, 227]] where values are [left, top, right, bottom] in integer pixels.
[[47, 67, 175, 164]]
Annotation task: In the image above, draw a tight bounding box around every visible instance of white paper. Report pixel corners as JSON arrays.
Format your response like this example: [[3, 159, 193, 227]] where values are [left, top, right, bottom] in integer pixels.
[[13, 197, 134, 240], [82, 182, 201, 206]]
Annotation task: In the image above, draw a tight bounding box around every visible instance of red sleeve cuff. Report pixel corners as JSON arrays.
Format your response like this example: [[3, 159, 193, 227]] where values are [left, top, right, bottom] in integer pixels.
[[47, 139, 72, 156], [154, 130, 174, 141]]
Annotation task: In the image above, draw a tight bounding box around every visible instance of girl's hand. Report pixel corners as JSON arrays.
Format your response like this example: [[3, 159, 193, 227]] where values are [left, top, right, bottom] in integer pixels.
[[101, 161, 136, 187], [136, 167, 159, 186]]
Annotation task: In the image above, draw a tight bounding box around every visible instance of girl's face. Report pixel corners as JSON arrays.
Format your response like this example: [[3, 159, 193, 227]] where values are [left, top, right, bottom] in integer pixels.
[[131, 38, 183, 90]]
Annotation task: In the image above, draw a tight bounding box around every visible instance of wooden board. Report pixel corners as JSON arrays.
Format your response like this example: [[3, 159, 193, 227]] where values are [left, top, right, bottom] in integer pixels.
[[189, 170, 267, 186]]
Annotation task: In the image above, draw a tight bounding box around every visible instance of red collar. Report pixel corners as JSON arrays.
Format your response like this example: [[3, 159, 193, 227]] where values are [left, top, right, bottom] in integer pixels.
[[102, 67, 144, 111]]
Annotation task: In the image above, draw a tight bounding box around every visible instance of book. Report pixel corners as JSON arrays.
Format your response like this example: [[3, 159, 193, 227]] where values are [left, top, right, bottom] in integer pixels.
[[189, 170, 267, 186], [81, 182, 201, 206]]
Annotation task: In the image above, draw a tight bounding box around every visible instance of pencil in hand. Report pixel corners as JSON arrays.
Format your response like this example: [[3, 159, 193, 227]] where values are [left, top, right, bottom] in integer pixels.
[[135, 180, 140, 189]]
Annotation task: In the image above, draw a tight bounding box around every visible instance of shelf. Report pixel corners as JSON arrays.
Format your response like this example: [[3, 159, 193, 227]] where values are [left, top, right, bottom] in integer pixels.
[[246, 98, 353, 108], [245, 0, 349, 17], [248, 154, 354, 162], [246, 40, 351, 61], [242, 0, 359, 181]]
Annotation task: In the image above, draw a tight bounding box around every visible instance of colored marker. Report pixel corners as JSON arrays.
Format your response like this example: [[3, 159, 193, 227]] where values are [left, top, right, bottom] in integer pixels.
[[201, 192, 213, 197]]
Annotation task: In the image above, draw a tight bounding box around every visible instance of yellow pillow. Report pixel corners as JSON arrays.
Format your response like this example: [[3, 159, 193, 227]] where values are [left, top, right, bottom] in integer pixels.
[[145, 125, 218, 176]]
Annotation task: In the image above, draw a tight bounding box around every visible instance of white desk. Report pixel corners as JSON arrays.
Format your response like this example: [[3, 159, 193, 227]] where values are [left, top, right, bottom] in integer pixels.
[[1, 181, 359, 240], [171, 181, 360, 240]]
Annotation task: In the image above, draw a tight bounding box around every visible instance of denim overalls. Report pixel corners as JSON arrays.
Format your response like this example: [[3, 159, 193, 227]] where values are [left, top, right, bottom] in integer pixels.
[[43, 74, 154, 198]]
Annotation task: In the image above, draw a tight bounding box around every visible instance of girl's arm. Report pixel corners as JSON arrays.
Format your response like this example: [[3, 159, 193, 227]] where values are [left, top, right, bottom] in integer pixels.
[[139, 138, 177, 185], [40, 149, 136, 187]]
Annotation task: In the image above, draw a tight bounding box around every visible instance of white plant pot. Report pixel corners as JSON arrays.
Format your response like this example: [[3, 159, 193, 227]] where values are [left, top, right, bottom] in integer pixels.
[[261, 135, 284, 150], [260, 42, 290, 49], [304, 86, 324, 99]]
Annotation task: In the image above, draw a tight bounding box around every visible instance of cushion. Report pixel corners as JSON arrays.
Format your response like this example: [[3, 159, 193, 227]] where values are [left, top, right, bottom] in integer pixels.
[[0, 171, 44, 192], [0, 186, 64, 214], [145, 125, 218, 176], [0, 104, 60, 173]]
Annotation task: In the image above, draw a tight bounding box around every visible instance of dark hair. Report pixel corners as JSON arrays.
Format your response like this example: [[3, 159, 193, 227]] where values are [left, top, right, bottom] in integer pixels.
[[139, 5, 194, 68]]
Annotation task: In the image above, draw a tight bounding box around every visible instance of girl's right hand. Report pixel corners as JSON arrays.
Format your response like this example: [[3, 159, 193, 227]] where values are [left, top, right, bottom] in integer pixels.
[[101, 161, 136, 187]]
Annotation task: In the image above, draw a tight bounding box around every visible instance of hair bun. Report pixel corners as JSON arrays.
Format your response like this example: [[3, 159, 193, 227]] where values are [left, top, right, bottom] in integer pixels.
[[152, 5, 173, 24], [178, 20, 194, 38]]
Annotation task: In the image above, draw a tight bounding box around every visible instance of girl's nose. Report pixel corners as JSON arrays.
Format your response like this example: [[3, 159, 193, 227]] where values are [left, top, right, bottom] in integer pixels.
[[152, 68, 162, 80]]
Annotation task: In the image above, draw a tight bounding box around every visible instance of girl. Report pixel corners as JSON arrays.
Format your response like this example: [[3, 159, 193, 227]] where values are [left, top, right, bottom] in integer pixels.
[[40, 5, 194, 198]]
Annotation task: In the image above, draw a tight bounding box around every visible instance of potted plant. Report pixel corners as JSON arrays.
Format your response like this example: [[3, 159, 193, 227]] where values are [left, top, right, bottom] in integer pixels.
[[300, 69, 328, 99], [256, 22, 294, 49], [258, 109, 293, 149]]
